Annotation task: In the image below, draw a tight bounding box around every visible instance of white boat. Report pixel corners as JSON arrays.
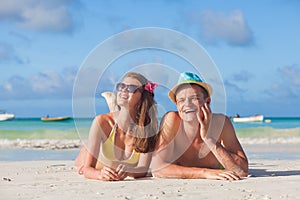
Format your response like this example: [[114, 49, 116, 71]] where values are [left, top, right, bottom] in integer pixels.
[[0, 110, 15, 121], [232, 114, 264, 123], [41, 116, 71, 122]]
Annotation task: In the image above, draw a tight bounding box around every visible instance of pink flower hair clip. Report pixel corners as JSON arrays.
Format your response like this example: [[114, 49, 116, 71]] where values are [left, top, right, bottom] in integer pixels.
[[144, 81, 158, 93]]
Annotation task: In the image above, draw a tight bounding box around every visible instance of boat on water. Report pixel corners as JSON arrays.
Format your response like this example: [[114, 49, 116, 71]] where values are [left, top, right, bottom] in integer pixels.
[[0, 110, 15, 121], [41, 116, 71, 122], [232, 114, 264, 123]]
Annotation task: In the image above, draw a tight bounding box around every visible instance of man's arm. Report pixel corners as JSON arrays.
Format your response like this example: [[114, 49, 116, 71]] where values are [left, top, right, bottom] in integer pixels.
[[152, 139, 242, 180], [151, 112, 241, 180], [204, 115, 248, 177]]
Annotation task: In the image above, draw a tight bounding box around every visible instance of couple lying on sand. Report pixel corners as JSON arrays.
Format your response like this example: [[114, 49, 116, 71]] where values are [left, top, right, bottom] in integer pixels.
[[74, 71, 248, 181]]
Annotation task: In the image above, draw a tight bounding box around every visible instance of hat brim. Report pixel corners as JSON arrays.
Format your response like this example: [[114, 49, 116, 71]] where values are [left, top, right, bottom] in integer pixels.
[[168, 81, 212, 103]]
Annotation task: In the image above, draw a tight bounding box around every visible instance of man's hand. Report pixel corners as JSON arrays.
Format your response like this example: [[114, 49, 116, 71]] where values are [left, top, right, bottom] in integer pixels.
[[204, 169, 241, 181], [196, 103, 212, 140], [196, 102, 216, 159]]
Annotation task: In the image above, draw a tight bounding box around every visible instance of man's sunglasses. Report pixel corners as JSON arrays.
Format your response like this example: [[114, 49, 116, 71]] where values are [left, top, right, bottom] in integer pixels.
[[116, 82, 142, 93]]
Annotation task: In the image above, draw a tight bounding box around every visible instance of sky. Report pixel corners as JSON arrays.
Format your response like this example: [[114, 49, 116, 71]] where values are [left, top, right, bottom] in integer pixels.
[[0, 0, 300, 118]]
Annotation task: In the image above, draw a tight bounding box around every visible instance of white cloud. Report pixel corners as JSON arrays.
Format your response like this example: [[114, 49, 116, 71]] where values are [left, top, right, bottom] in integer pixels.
[[31, 70, 64, 94], [0, 0, 78, 32], [0, 65, 121, 103], [0, 76, 33, 99], [193, 9, 254, 46], [0, 66, 77, 100], [265, 65, 300, 100]]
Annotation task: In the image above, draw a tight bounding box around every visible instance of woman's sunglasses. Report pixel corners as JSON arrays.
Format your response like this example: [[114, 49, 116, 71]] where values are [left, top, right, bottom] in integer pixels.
[[116, 82, 142, 93]]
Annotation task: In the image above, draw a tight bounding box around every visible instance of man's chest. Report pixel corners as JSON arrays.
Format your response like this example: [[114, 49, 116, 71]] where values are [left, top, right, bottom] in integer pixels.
[[174, 138, 219, 168]]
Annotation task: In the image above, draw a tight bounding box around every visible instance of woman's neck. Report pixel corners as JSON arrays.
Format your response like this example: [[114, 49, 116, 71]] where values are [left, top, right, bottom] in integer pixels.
[[116, 107, 137, 132]]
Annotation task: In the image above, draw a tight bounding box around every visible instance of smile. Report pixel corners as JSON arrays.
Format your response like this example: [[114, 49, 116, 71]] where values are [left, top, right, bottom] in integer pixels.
[[184, 109, 197, 114], [119, 93, 129, 99]]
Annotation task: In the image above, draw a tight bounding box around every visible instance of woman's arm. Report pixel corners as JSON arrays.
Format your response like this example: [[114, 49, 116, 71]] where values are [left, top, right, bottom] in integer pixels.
[[126, 153, 153, 178], [83, 116, 119, 180]]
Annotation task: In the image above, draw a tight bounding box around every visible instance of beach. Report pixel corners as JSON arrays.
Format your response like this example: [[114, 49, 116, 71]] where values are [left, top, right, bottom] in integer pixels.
[[1, 118, 300, 199], [1, 143, 300, 200]]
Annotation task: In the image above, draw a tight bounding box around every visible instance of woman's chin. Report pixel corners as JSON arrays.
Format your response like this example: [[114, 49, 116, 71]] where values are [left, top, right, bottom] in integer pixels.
[[117, 100, 128, 106]]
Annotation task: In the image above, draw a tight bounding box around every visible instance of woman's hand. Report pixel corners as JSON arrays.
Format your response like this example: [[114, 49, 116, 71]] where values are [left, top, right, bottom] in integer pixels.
[[98, 166, 120, 181], [116, 164, 128, 180], [98, 165, 128, 181]]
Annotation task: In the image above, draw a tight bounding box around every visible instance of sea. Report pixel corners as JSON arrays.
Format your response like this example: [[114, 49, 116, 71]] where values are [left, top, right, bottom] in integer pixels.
[[0, 117, 300, 161]]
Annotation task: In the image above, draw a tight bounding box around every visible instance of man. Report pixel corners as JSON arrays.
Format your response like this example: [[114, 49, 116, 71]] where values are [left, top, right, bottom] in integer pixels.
[[151, 72, 248, 180]]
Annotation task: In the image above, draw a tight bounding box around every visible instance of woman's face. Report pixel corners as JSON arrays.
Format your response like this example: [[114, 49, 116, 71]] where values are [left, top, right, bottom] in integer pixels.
[[116, 77, 143, 108]]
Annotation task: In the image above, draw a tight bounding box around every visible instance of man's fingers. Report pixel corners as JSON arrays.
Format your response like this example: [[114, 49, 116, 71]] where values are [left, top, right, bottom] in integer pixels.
[[197, 107, 205, 124], [201, 106, 208, 121], [218, 171, 241, 181], [202, 103, 211, 122], [205, 102, 212, 113]]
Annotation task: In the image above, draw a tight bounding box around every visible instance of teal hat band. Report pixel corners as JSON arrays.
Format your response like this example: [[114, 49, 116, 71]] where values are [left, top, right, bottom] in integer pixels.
[[178, 72, 203, 83], [168, 71, 212, 102]]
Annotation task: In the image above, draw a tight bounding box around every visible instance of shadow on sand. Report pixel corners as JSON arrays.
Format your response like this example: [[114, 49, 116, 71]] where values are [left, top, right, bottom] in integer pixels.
[[249, 168, 300, 177], [249, 162, 300, 177]]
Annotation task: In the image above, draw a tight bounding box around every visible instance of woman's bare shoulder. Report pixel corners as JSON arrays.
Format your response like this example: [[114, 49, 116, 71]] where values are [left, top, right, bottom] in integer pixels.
[[94, 113, 116, 133]]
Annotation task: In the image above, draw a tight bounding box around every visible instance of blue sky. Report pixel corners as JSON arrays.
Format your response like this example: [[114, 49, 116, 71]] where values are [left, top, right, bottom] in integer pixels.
[[0, 0, 300, 117]]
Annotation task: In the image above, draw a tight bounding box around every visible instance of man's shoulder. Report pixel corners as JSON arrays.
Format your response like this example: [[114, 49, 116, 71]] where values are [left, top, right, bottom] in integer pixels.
[[212, 113, 231, 124], [211, 113, 236, 140], [163, 111, 180, 122], [159, 111, 181, 143]]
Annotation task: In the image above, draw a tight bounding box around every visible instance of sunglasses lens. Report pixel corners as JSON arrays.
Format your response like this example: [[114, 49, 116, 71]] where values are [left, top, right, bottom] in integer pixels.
[[116, 83, 125, 91], [116, 83, 140, 93], [127, 85, 139, 93]]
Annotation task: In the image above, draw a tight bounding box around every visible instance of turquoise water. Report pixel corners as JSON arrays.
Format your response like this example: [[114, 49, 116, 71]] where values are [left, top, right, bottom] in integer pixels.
[[0, 118, 92, 131], [0, 117, 299, 161], [233, 117, 300, 129], [234, 117, 300, 139], [0, 117, 300, 140], [0, 118, 92, 140]]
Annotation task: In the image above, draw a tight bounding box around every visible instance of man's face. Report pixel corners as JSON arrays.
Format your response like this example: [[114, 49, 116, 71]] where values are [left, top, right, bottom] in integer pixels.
[[175, 84, 207, 122]]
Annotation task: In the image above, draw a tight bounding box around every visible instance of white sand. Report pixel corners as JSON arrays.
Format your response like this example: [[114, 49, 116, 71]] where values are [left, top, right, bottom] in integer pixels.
[[1, 159, 300, 200]]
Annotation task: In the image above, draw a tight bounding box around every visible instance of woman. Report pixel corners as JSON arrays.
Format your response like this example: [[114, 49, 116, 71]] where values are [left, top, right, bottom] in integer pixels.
[[75, 72, 158, 181]]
